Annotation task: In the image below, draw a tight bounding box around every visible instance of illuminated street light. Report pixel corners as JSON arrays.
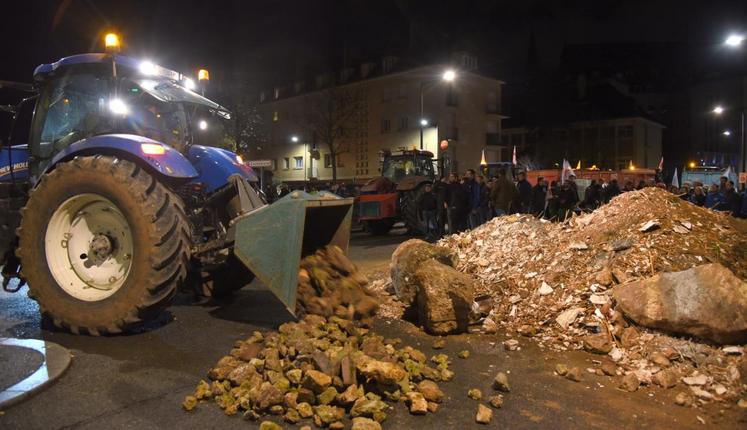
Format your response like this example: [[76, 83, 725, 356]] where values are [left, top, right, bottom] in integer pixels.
[[291, 135, 299, 143], [713, 105, 724, 115], [198, 120, 208, 130], [420, 118, 428, 126], [442, 69, 456, 82], [723, 130, 732, 136], [725, 34, 745, 47]]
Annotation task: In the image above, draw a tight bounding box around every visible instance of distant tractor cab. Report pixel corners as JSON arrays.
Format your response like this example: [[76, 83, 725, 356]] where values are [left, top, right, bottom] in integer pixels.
[[357, 149, 436, 235], [0, 33, 353, 335]]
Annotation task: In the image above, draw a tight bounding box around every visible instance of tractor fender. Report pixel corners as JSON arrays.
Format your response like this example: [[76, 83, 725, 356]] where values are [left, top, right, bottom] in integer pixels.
[[186, 145, 258, 193], [395, 175, 432, 191], [42, 134, 198, 180]]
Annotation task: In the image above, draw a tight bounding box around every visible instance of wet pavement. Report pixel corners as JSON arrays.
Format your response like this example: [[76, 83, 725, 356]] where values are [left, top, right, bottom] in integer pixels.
[[0, 230, 743, 429]]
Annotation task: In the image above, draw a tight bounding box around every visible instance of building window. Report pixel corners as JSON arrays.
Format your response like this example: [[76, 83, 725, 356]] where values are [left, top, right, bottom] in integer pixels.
[[272, 111, 279, 122], [618, 125, 633, 138], [381, 118, 391, 133], [293, 156, 303, 169], [282, 157, 290, 170], [324, 154, 332, 168], [398, 116, 408, 131]]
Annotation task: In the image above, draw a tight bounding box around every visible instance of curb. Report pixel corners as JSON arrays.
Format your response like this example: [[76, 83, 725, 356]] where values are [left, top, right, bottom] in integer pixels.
[[0, 338, 72, 409]]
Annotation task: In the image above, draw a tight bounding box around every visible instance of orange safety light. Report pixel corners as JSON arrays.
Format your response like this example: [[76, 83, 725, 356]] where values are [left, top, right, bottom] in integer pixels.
[[198, 69, 210, 81], [104, 33, 121, 52]]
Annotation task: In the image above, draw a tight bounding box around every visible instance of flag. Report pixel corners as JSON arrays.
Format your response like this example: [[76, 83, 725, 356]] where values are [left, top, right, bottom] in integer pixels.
[[722, 166, 733, 180], [671, 168, 679, 189], [561, 159, 575, 184], [575, 160, 581, 170], [512, 146, 517, 166], [658, 157, 664, 171]]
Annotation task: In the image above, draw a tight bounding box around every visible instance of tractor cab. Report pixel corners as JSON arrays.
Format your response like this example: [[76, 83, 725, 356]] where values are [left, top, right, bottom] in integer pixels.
[[380, 149, 436, 182], [27, 54, 231, 180]]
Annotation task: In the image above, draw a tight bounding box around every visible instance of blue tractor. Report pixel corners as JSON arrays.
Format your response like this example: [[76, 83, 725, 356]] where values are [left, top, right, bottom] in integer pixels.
[[0, 38, 353, 335]]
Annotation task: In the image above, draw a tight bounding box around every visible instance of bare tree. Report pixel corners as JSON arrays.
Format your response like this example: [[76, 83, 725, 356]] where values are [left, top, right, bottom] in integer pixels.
[[231, 98, 269, 157], [303, 86, 365, 180]]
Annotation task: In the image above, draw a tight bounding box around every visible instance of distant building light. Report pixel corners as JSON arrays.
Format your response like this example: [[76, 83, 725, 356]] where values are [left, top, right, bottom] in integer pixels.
[[725, 34, 745, 47], [723, 130, 732, 136]]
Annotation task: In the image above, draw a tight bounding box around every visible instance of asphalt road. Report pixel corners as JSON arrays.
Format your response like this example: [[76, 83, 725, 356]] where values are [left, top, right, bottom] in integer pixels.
[[0, 230, 743, 429]]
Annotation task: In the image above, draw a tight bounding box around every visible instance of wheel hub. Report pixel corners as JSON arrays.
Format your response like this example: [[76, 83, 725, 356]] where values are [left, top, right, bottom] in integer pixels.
[[88, 234, 114, 265]]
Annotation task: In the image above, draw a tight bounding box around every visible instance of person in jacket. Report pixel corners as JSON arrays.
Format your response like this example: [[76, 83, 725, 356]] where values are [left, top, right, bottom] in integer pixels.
[[489, 168, 517, 216], [705, 184, 724, 209], [515, 171, 533, 213], [722, 180, 742, 216], [558, 181, 579, 221], [417, 182, 439, 241], [464, 169, 482, 228], [530, 177, 548, 216], [689, 186, 706, 207], [447, 173, 469, 233]]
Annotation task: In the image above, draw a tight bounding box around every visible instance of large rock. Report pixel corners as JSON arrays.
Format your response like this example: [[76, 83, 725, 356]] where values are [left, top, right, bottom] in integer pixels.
[[613, 263, 747, 344], [390, 239, 458, 305], [412, 259, 475, 335]]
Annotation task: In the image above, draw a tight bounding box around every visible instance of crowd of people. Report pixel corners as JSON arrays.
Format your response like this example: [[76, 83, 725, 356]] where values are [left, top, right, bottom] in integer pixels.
[[416, 169, 747, 242]]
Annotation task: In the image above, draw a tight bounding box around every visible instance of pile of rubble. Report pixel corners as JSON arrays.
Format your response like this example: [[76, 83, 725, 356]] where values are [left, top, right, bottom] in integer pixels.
[[436, 187, 747, 403], [182, 314, 455, 427], [296, 246, 380, 323]]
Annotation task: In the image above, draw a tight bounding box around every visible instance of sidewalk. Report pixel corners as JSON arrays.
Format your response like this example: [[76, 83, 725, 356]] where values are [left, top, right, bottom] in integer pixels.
[[0, 338, 71, 409]]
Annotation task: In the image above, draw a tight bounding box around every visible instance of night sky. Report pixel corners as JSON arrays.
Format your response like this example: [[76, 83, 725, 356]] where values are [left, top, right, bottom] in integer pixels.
[[1, 0, 746, 92]]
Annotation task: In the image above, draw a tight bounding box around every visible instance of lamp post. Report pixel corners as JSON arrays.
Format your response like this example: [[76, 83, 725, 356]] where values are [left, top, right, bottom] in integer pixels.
[[713, 104, 746, 176], [419, 69, 457, 150], [722, 33, 747, 178]]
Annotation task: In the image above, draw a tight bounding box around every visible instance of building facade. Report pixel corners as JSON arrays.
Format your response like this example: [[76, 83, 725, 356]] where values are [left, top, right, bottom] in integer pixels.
[[251, 60, 505, 184], [503, 116, 663, 170]]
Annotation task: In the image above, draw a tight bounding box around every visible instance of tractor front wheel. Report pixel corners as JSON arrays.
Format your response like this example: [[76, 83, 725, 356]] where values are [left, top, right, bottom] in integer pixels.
[[17, 156, 191, 335]]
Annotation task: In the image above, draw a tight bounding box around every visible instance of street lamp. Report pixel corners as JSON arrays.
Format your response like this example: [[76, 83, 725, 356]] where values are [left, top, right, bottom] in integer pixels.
[[712, 105, 746, 175], [291, 135, 299, 143], [420, 69, 458, 150], [723, 130, 732, 136], [713, 105, 724, 115], [725, 34, 745, 47]]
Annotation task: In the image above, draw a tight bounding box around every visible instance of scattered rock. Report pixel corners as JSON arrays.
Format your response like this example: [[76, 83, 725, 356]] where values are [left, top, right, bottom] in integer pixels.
[[583, 334, 613, 354], [737, 399, 747, 409], [406, 392, 428, 415], [690, 386, 713, 400], [303, 370, 332, 394], [432, 339, 446, 349], [488, 395, 504, 409], [613, 263, 747, 345], [569, 242, 589, 250], [351, 417, 382, 430], [413, 259, 475, 335], [682, 373, 707, 386], [467, 388, 482, 400], [555, 363, 568, 376], [675, 392, 693, 407], [556, 308, 584, 330], [493, 372, 510, 392], [639, 220, 660, 232], [296, 402, 314, 418], [538, 282, 554, 296], [417, 380, 444, 403], [619, 327, 640, 348], [649, 352, 671, 368], [182, 396, 197, 411], [619, 373, 640, 392], [595, 268, 615, 286], [653, 369, 678, 389], [601, 363, 617, 376], [457, 350, 470, 359], [475, 404, 493, 424], [503, 339, 520, 351], [357, 358, 407, 386], [565, 367, 583, 382], [259, 421, 283, 430]]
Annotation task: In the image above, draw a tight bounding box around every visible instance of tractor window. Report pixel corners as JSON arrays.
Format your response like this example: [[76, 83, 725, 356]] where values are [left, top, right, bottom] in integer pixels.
[[37, 73, 111, 157], [382, 155, 434, 181], [119, 78, 188, 150]]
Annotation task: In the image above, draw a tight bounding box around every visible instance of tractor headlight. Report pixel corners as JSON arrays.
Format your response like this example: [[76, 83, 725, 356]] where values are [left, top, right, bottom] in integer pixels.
[[183, 78, 196, 90], [139, 61, 157, 75], [236, 155, 244, 164], [109, 98, 129, 115]]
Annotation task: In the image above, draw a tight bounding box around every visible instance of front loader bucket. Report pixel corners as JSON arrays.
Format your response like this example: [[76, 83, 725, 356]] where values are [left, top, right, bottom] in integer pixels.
[[231, 191, 354, 315]]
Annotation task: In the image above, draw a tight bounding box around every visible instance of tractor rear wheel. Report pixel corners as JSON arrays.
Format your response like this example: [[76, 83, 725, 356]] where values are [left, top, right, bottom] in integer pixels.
[[17, 156, 191, 335], [400, 184, 427, 235], [363, 219, 395, 236]]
